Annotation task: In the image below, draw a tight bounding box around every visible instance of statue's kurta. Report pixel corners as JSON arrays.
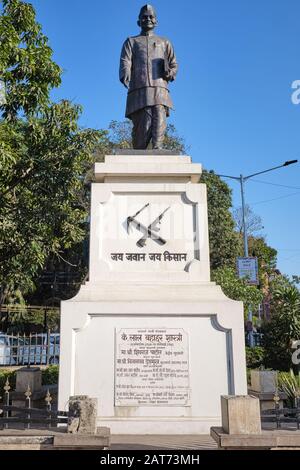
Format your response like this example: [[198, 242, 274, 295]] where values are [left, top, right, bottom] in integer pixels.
[[120, 32, 178, 118]]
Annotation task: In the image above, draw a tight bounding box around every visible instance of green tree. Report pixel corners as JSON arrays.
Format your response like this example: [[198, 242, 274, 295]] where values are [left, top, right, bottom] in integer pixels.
[[248, 236, 277, 276], [0, 0, 61, 120], [262, 284, 300, 371], [201, 170, 242, 269], [268, 273, 296, 294], [0, 102, 104, 305], [245, 236, 278, 306], [0, 1, 105, 311], [26, 240, 90, 308], [212, 266, 263, 314]]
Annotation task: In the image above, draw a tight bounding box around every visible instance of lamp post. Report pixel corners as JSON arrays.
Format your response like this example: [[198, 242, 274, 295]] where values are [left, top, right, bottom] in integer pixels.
[[217, 159, 298, 346], [218, 160, 298, 257]]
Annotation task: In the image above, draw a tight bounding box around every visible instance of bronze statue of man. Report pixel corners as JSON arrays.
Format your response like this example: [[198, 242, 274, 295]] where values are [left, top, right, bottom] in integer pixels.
[[119, 4, 178, 149]]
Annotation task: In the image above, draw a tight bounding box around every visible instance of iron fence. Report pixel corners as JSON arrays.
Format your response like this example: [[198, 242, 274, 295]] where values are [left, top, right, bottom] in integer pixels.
[[0, 378, 67, 429], [261, 395, 300, 430], [0, 331, 60, 367]]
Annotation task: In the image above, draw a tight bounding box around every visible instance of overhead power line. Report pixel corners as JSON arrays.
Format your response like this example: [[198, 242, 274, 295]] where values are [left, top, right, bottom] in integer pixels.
[[251, 191, 300, 206], [249, 178, 300, 190]]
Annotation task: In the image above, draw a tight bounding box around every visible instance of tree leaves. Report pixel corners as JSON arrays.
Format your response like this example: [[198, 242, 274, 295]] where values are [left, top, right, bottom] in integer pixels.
[[0, 99, 104, 303], [262, 284, 300, 371], [0, 0, 61, 121], [201, 170, 242, 269], [212, 266, 263, 313]]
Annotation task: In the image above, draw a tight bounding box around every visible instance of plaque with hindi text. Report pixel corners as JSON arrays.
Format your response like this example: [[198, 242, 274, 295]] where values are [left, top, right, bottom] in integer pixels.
[[115, 328, 190, 406]]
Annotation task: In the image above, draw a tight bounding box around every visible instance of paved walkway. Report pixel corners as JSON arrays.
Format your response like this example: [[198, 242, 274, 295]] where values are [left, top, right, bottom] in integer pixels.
[[110, 434, 217, 450]]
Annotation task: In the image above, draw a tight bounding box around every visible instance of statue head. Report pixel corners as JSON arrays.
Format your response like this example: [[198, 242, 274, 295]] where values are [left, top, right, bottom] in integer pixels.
[[137, 4, 157, 32]]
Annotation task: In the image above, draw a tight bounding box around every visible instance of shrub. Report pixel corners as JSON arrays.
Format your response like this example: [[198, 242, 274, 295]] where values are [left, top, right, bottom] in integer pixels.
[[246, 346, 265, 369], [278, 370, 300, 407], [262, 285, 300, 371], [0, 365, 58, 400], [41, 365, 59, 385]]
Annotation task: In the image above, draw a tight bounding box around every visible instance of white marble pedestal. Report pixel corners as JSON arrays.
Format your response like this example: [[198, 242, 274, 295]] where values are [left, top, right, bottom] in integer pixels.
[[58, 152, 247, 434]]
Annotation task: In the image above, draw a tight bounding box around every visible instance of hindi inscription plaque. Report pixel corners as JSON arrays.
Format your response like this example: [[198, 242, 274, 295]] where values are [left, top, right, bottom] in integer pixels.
[[115, 328, 190, 406]]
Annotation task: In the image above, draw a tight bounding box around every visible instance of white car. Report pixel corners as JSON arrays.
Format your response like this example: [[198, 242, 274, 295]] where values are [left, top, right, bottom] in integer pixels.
[[18, 333, 60, 365], [0, 334, 17, 366]]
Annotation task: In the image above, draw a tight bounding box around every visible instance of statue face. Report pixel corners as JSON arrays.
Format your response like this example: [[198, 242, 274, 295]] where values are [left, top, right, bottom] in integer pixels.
[[138, 12, 157, 32]]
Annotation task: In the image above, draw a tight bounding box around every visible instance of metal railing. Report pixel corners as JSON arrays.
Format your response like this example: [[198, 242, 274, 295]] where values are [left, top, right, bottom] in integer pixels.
[[0, 331, 60, 367], [261, 394, 300, 430], [0, 304, 60, 315], [0, 378, 67, 429]]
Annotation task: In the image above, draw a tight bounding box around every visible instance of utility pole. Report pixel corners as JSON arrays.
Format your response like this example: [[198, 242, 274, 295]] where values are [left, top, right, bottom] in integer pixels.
[[239, 175, 248, 257], [217, 159, 298, 347]]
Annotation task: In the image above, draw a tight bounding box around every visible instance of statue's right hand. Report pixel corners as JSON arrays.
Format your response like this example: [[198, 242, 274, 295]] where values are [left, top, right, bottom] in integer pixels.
[[121, 75, 130, 89]]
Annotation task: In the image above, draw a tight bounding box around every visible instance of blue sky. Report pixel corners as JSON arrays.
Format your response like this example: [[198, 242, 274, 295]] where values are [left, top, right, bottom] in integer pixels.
[[29, 0, 300, 278]]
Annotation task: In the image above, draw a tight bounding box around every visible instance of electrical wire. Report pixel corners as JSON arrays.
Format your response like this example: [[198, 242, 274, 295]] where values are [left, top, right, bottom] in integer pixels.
[[249, 178, 300, 190], [250, 191, 300, 205]]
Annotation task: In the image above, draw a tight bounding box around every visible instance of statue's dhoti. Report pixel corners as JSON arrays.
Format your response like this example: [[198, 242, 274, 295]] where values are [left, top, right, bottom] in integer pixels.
[[130, 105, 167, 149], [126, 86, 172, 149]]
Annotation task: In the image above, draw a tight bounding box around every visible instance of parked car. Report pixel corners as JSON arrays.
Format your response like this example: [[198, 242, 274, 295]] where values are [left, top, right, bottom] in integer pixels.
[[48, 333, 60, 364], [0, 333, 18, 366], [18, 333, 60, 365]]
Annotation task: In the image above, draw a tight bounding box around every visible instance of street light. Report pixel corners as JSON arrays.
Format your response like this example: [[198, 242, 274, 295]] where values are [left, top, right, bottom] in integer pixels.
[[217, 160, 298, 257], [217, 159, 298, 346]]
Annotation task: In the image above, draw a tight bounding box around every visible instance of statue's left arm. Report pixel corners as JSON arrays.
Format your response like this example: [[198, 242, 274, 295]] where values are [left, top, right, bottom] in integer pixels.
[[165, 40, 178, 82]]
